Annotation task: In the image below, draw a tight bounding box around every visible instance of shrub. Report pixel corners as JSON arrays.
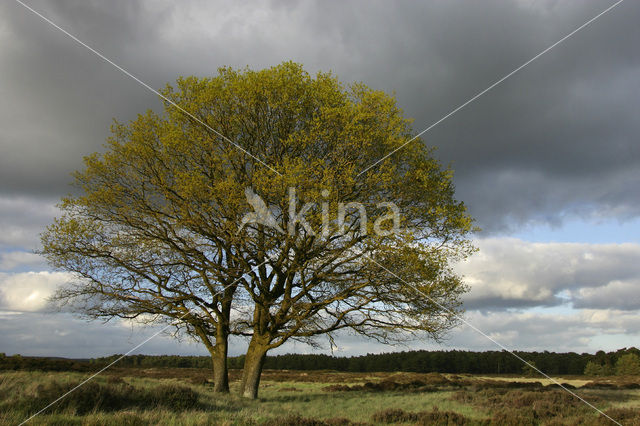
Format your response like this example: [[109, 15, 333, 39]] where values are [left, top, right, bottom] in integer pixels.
[[324, 418, 365, 426], [490, 409, 537, 426], [15, 380, 135, 415], [615, 353, 640, 376], [450, 390, 475, 404], [421, 373, 451, 386], [582, 382, 617, 389], [12, 379, 200, 416], [416, 408, 468, 425], [372, 408, 418, 423], [106, 375, 126, 385], [521, 361, 538, 377], [262, 415, 332, 426], [598, 408, 640, 425], [584, 361, 614, 376], [323, 379, 438, 393], [448, 386, 598, 425], [147, 384, 199, 410], [372, 407, 469, 425], [189, 376, 209, 386]]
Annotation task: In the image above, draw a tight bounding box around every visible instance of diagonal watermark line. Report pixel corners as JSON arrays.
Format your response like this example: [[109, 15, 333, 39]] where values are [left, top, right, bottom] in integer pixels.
[[357, 0, 626, 177], [362, 252, 621, 425], [19, 257, 272, 425], [13, 0, 282, 177]]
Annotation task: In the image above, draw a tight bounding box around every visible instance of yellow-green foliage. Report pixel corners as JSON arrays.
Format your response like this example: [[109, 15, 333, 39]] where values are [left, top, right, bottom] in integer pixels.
[[615, 354, 640, 376], [584, 361, 614, 376]]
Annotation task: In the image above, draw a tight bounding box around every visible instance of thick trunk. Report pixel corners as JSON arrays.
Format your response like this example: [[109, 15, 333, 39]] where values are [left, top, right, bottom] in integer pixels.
[[211, 339, 229, 393], [200, 326, 230, 393], [240, 336, 269, 399]]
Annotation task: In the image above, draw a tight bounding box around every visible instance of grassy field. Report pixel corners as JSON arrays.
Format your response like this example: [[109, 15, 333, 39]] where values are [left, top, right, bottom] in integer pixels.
[[1, 368, 640, 425]]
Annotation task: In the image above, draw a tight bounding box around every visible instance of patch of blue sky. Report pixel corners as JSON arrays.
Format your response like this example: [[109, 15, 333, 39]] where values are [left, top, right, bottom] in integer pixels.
[[510, 216, 640, 244]]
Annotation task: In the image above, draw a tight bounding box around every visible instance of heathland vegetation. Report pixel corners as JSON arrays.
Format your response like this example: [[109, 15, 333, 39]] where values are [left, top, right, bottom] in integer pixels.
[[3, 367, 639, 425]]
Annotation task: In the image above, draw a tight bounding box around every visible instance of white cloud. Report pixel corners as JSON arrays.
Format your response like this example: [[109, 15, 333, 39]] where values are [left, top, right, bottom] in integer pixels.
[[1, 239, 638, 357], [0, 271, 72, 312], [456, 238, 640, 310], [3, 306, 638, 358], [0, 311, 210, 358], [269, 308, 640, 355], [447, 309, 640, 353], [572, 280, 640, 310]]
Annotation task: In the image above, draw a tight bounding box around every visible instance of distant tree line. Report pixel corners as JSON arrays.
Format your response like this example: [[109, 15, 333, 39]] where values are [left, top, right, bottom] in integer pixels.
[[0, 353, 93, 372], [584, 351, 640, 376], [2, 348, 639, 375], [252, 347, 640, 375]]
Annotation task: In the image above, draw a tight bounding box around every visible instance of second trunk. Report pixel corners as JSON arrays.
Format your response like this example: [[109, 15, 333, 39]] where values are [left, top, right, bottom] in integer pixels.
[[240, 336, 269, 399]]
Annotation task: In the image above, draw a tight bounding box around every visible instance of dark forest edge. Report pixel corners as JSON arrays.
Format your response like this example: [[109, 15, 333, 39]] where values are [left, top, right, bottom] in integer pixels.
[[2, 347, 638, 376]]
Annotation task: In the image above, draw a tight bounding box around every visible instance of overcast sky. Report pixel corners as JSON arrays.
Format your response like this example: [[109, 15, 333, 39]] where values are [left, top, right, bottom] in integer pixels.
[[1, 0, 640, 358]]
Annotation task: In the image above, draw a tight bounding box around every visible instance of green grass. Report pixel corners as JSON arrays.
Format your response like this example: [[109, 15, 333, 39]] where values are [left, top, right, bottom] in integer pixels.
[[2, 369, 639, 425]]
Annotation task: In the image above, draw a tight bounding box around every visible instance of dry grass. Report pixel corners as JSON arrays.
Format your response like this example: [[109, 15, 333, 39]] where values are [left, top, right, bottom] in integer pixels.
[[471, 375, 591, 388]]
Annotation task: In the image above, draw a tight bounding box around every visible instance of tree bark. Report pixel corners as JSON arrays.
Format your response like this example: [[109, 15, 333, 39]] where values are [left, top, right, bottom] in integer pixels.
[[240, 335, 269, 399], [211, 337, 229, 393], [200, 326, 230, 393]]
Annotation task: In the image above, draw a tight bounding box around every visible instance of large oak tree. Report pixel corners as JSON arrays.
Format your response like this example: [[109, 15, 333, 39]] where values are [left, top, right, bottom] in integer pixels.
[[41, 62, 475, 398]]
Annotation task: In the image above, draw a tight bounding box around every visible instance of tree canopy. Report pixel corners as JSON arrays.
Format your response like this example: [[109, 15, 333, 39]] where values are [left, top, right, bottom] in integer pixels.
[[41, 62, 475, 398], [615, 353, 640, 376]]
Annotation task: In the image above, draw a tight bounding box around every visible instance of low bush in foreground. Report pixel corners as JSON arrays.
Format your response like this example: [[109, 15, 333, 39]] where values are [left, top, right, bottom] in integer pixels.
[[262, 414, 369, 425], [372, 407, 468, 425], [7, 380, 199, 416]]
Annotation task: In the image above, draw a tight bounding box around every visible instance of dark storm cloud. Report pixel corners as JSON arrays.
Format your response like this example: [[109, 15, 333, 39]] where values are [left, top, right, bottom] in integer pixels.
[[343, 1, 640, 233], [1, 0, 639, 231], [0, 1, 165, 196]]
